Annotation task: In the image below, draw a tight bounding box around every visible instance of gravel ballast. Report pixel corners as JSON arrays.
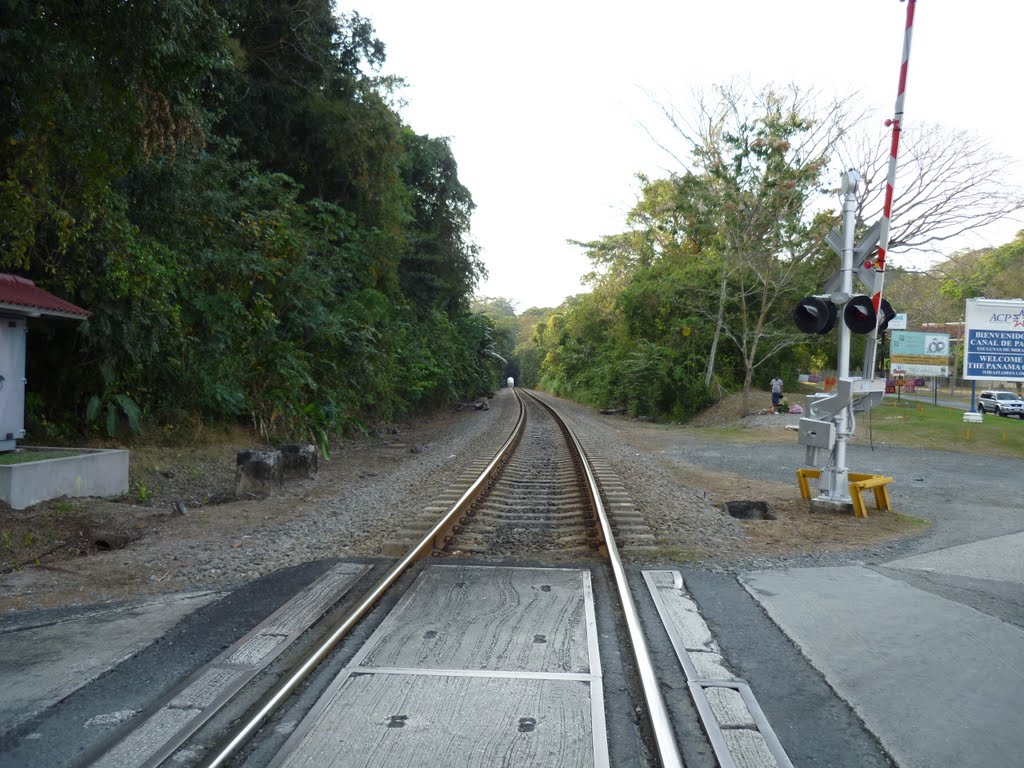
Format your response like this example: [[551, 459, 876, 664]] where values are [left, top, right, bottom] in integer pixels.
[[3, 387, 1011, 612]]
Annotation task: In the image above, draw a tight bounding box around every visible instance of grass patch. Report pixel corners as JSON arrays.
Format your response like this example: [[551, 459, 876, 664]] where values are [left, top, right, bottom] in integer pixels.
[[50, 501, 81, 514], [737, 502, 932, 557], [631, 543, 703, 565], [856, 401, 1024, 459], [891, 512, 930, 527], [0, 449, 89, 465], [690, 399, 1024, 459]]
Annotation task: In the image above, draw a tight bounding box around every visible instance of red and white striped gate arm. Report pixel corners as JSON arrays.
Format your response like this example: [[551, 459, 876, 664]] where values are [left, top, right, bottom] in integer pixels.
[[871, 0, 917, 314]]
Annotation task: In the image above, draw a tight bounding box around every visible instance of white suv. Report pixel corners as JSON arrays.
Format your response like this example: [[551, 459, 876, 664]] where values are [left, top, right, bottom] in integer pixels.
[[977, 390, 1024, 418]]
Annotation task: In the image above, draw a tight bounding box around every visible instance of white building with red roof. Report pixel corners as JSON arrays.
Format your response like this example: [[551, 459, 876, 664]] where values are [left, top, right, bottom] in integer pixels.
[[0, 274, 90, 451]]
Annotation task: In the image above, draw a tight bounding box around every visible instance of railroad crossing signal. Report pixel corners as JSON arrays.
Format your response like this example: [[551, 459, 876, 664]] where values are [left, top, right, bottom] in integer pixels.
[[792, 296, 836, 334], [844, 296, 877, 334], [794, 220, 898, 337], [794, 170, 889, 511], [843, 295, 897, 334], [793, 294, 896, 335]]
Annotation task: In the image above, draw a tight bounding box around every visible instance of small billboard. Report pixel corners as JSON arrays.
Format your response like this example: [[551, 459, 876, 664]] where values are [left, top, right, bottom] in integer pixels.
[[890, 330, 950, 377], [888, 313, 908, 330]]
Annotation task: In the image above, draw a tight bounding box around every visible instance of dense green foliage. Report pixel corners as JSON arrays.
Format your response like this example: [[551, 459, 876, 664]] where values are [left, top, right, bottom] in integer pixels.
[[937, 231, 1024, 304], [511, 225, 1022, 425], [1, 1, 500, 441]]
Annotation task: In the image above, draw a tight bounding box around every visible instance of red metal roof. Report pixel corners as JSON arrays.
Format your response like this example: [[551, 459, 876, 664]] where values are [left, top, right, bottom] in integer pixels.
[[0, 273, 90, 320]]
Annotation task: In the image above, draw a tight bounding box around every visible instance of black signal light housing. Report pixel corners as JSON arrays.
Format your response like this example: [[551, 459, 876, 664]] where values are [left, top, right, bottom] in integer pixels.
[[793, 296, 837, 334]]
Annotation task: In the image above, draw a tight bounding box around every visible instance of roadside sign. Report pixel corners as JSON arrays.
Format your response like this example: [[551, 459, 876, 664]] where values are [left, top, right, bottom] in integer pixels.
[[963, 298, 1024, 381], [890, 330, 950, 377], [888, 313, 908, 330]]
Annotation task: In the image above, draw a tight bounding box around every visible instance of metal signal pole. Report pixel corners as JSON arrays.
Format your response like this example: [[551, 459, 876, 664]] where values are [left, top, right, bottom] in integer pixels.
[[818, 170, 861, 505]]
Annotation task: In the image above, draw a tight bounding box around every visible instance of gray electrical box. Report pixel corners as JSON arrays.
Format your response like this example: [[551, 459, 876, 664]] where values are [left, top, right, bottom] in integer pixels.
[[0, 317, 27, 452], [798, 417, 835, 449]]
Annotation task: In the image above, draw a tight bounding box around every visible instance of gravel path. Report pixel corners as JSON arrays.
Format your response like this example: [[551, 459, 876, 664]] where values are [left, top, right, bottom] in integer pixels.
[[544, 390, 1022, 571], [0, 396, 520, 611]]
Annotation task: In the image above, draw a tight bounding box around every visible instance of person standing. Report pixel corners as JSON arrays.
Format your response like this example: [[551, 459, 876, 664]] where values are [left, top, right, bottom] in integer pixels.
[[770, 375, 784, 409]]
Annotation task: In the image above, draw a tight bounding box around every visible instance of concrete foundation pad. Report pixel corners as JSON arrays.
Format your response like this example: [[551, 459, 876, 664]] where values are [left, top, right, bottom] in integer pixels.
[[741, 565, 1024, 768], [809, 498, 854, 515]]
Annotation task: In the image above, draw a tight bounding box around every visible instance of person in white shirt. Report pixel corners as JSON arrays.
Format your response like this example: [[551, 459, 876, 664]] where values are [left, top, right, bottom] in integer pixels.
[[770, 376, 784, 409]]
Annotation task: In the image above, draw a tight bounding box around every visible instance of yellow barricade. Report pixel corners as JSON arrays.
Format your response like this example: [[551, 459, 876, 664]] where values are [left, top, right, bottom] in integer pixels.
[[795, 469, 894, 518]]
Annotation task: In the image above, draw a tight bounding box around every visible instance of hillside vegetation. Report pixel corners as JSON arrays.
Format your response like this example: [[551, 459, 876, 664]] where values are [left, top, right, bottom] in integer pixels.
[[2, 1, 499, 445]]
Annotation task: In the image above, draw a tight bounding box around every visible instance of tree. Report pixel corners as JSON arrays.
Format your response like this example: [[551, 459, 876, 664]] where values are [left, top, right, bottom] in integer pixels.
[[6, 2, 496, 441], [842, 124, 1024, 254], [1, 0, 230, 269], [398, 131, 483, 317], [214, 2, 405, 228], [472, 297, 523, 383], [471, 296, 518, 319], [931, 231, 1024, 304], [653, 83, 852, 411], [881, 266, 960, 327], [536, 85, 1024, 422]]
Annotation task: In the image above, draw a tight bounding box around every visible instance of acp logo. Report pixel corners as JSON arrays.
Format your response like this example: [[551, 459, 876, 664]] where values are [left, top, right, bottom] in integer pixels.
[[988, 308, 1024, 328]]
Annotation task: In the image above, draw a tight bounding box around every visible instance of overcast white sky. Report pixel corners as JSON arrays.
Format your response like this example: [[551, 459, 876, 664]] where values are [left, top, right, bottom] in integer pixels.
[[349, 1, 1024, 310]]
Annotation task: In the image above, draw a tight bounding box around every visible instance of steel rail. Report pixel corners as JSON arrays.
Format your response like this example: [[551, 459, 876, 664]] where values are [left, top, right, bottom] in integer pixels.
[[525, 391, 684, 768], [201, 391, 527, 768]]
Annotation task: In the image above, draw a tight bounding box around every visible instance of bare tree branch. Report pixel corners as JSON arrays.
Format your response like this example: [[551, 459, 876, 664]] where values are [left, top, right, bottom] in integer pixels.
[[843, 122, 1024, 253]]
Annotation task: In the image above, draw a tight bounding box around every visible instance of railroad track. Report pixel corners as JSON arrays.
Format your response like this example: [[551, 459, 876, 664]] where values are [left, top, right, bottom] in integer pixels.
[[445, 391, 599, 557], [81, 388, 677, 768]]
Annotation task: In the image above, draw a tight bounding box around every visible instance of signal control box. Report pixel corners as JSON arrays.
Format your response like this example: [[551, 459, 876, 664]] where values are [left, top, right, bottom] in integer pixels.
[[798, 417, 836, 466], [798, 418, 836, 449]]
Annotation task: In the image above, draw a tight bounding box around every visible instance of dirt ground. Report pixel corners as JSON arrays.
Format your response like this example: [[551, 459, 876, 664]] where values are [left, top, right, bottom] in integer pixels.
[[643, 447, 926, 561], [0, 415, 455, 611], [620, 389, 928, 559], [0, 390, 927, 611]]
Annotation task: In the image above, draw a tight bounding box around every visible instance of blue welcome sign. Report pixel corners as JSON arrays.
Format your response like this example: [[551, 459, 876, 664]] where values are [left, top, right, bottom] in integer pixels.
[[963, 298, 1024, 381]]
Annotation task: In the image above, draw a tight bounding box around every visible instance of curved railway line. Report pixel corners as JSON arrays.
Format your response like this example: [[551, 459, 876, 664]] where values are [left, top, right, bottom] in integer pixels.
[[83, 389, 683, 768]]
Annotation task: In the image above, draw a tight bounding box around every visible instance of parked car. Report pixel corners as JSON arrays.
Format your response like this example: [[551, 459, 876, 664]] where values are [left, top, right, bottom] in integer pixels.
[[977, 390, 1024, 418]]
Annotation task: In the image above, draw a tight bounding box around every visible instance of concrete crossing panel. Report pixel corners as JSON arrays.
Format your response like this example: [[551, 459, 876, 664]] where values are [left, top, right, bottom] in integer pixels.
[[356, 565, 592, 674], [278, 672, 594, 768], [272, 564, 606, 768]]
